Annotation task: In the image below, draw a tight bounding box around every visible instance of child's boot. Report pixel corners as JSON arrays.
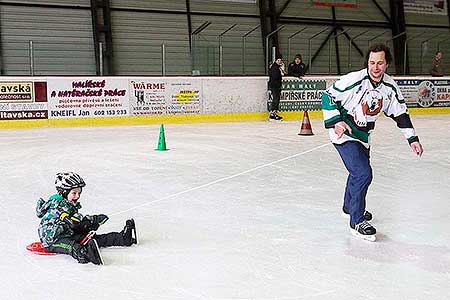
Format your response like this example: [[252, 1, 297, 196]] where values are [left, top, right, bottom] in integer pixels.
[[72, 240, 103, 265], [122, 219, 138, 246]]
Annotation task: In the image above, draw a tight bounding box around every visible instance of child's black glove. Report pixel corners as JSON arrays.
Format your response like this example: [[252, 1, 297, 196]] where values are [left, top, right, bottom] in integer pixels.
[[77, 217, 93, 233], [60, 212, 92, 233], [85, 214, 109, 231]]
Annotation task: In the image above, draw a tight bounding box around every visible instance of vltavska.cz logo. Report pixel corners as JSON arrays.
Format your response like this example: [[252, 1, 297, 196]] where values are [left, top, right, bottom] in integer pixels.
[[0, 82, 34, 102]]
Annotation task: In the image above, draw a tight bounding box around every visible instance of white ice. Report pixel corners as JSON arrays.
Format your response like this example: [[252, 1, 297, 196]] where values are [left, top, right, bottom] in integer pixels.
[[1, 115, 449, 300]]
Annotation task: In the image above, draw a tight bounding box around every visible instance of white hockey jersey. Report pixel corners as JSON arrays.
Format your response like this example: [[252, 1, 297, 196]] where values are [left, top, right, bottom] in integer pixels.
[[322, 68, 419, 148]]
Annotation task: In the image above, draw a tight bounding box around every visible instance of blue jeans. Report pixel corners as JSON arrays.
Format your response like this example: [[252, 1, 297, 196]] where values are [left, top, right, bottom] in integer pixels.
[[334, 142, 373, 225]]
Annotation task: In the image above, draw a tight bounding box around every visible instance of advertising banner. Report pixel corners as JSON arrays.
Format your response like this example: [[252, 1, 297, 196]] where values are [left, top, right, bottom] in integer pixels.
[[404, 0, 447, 15], [129, 78, 202, 116], [312, 0, 357, 8], [269, 77, 450, 112], [0, 81, 48, 120], [269, 78, 327, 111], [396, 78, 450, 108], [47, 78, 128, 118]]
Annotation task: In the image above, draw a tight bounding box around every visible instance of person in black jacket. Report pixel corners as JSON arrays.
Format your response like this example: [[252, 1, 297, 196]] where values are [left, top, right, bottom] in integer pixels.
[[430, 50, 444, 77], [288, 53, 306, 77], [268, 54, 286, 121]]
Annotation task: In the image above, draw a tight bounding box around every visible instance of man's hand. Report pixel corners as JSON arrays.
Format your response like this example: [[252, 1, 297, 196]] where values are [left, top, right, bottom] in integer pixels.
[[280, 63, 287, 75], [334, 121, 352, 139], [410, 141, 424, 157]]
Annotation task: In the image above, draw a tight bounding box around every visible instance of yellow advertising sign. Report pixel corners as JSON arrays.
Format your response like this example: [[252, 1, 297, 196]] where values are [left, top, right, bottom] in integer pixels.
[[0, 82, 34, 102]]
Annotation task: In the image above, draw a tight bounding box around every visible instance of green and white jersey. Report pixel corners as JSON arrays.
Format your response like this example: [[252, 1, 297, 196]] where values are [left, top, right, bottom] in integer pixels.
[[321, 68, 419, 148]]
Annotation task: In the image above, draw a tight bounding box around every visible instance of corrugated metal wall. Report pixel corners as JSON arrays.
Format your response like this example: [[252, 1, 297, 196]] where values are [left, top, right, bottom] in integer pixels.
[[110, 0, 262, 75], [110, 10, 191, 75], [405, 8, 450, 75], [0, 0, 449, 76], [0, 1, 95, 75], [277, 0, 394, 75], [190, 15, 263, 75]]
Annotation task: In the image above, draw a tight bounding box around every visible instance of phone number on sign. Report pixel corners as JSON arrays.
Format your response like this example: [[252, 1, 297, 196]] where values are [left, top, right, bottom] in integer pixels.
[[93, 109, 128, 116]]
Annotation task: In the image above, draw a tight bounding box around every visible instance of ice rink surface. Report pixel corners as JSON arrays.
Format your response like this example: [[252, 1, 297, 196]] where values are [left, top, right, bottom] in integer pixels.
[[1, 115, 449, 300]]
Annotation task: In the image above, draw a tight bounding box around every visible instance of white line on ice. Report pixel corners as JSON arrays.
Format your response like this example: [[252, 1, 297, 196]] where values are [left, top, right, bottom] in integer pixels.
[[110, 142, 331, 216]]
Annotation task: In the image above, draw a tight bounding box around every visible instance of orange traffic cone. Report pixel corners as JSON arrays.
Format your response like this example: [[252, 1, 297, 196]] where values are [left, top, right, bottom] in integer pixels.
[[298, 111, 314, 136]]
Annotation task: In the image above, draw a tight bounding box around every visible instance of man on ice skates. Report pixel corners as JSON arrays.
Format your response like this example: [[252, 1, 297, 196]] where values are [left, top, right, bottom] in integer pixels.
[[36, 172, 137, 264], [321, 44, 424, 241]]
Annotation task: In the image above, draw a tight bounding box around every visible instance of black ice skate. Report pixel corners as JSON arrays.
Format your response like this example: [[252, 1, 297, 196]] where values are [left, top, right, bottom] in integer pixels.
[[269, 112, 283, 121], [350, 220, 376, 242], [72, 243, 89, 264], [122, 219, 138, 246], [84, 239, 103, 265], [72, 239, 103, 265], [341, 209, 373, 221]]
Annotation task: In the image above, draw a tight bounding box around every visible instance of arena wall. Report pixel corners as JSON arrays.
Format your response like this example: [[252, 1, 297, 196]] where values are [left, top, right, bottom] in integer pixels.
[[0, 75, 449, 129]]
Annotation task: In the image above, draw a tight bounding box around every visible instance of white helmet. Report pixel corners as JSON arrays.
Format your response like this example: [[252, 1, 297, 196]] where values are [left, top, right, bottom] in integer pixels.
[[55, 172, 86, 195]]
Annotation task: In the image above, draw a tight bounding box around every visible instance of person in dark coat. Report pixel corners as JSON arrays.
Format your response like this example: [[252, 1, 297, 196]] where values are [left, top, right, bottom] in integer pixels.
[[288, 53, 306, 77], [268, 53, 286, 121]]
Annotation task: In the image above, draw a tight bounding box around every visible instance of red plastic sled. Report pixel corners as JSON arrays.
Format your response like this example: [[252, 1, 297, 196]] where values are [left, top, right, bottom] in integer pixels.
[[26, 231, 95, 256], [26, 242, 57, 256]]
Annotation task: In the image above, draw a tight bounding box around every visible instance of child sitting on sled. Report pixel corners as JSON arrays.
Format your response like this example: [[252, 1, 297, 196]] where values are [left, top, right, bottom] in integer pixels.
[[36, 172, 137, 265]]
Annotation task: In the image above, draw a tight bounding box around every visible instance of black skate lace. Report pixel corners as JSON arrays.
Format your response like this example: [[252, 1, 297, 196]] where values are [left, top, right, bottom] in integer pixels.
[[357, 220, 372, 230]]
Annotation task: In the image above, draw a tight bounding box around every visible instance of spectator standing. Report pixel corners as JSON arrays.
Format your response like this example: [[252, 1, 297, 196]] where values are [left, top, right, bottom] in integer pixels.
[[268, 53, 286, 121], [430, 51, 444, 77], [288, 53, 306, 77]]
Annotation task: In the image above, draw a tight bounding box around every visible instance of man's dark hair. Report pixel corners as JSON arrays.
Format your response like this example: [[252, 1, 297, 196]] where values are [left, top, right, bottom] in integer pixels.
[[364, 44, 392, 67]]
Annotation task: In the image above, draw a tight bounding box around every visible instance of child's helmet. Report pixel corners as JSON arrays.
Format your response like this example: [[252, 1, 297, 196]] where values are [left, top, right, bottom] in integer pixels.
[[55, 172, 86, 196]]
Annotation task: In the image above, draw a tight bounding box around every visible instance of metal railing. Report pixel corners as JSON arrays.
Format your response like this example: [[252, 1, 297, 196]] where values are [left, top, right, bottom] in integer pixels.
[[242, 25, 260, 75], [265, 26, 285, 75], [348, 29, 370, 71], [420, 33, 442, 73], [288, 27, 306, 61], [330, 28, 351, 74], [308, 27, 329, 74], [403, 32, 426, 74], [218, 24, 237, 76], [20, 29, 449, 77], [29, 41, 34, 76]]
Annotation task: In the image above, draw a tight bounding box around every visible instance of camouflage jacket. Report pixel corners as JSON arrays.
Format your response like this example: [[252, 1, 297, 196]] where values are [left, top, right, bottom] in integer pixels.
[[36, 194, 83, 247]]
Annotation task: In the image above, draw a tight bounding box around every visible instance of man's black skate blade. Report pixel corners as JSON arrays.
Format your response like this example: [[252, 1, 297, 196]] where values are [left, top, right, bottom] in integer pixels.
[[350, 228, 377, 242]]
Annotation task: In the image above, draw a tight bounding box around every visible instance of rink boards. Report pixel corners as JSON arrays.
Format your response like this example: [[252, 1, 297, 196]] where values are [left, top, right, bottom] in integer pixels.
[[1, 76, 449, 129]]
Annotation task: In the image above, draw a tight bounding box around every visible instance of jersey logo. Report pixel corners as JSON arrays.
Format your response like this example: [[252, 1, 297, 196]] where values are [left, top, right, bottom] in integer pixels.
[[362, 89, 383, 116], [351, 89, 384, 127]]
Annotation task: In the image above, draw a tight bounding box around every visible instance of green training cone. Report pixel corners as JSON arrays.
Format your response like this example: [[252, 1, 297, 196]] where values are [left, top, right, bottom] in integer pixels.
[[155, 124, 168, 151]]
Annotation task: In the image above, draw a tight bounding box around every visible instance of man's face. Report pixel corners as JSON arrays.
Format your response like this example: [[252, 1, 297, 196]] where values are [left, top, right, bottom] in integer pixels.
[[436, 52, 442, 60], [368, 51, 388, 82], [276, 58, 283, 65]]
